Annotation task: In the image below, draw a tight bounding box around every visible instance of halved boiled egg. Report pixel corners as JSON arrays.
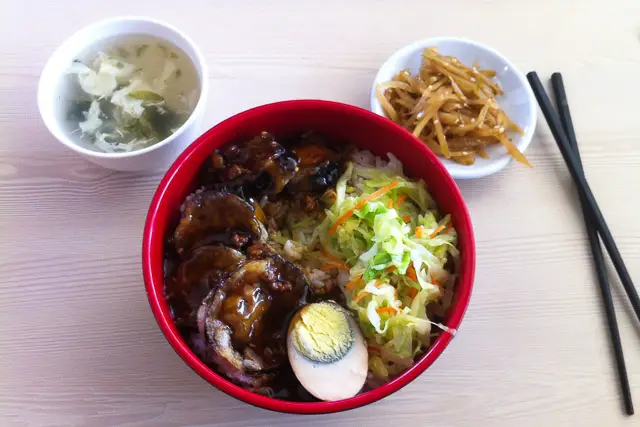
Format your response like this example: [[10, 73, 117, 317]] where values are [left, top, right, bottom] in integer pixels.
[[287, 301, 368, 401]]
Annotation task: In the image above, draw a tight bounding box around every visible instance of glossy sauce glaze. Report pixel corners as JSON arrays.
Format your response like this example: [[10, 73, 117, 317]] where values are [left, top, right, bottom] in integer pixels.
[[164, 131, 351, 400]]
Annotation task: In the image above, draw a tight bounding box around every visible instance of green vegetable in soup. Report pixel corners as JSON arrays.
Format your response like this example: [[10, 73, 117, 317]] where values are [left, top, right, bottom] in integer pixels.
[[66, 36, 199, 153], [128, 90, 164, 102]]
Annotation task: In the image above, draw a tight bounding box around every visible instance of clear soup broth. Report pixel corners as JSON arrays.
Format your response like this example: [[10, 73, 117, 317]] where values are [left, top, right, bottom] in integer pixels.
[[59, 34, 201, 153]]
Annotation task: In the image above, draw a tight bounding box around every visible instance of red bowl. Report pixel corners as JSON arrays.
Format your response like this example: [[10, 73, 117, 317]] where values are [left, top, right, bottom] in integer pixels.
[[142, 100, 475, 414]]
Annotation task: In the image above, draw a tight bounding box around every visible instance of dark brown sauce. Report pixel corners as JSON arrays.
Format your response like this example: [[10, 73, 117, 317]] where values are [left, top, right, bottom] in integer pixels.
[[164, 131, 348, 401]]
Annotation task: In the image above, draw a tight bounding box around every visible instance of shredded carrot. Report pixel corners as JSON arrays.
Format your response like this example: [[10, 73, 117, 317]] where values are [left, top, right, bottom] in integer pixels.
[[407, 264, 418, 282], [431, 274, 444, 294], [408, 287, 419, 298], [327, 208, 355, 236], [429, 225, 446, 239], [396, 194, 408, 205], [352, 291, 369, 303], [376, 307, 399, 314], [368, 345, 381, 353], [320, 250, 342, 262], [321, 264, 350, 272], [415, 225, 425, 238], [328, 180, 399, 235], [402, 215, 411, 223], [387, 199, 394, 209], [386, 265, 396, 273], [345, 276, 362, 291]]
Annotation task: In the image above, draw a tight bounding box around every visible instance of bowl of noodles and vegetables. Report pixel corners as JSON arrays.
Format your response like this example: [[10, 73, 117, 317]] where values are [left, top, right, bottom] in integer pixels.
[[371, 37, 537, 179], [143, 100, 475, 414]]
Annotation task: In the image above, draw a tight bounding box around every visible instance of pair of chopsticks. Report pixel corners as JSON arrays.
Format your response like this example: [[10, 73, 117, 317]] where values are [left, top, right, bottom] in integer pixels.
[[527, 71, 636, 416]]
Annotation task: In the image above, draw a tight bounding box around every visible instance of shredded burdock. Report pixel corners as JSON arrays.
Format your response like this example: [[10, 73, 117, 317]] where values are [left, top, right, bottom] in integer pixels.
[[376, 47, 531, 167]]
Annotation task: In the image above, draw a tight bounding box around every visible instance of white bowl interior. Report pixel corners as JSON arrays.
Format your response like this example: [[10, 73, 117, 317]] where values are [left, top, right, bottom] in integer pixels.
[[371, 38, 536, 179], [38, 17, 208, 159]]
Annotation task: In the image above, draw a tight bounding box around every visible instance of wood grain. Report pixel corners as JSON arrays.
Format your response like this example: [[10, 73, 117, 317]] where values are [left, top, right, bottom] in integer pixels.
[[1, 1, 640, 426]]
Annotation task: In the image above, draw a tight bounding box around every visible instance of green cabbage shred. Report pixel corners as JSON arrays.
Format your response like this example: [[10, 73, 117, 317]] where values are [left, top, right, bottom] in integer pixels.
[[317, 155, 459, 380]]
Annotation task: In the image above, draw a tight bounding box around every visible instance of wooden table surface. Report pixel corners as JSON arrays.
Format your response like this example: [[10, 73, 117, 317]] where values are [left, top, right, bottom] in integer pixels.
[[2, 1, 640, 426]]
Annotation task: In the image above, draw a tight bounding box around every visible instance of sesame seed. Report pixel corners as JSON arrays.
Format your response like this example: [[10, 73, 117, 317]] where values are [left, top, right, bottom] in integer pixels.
[[416, 111, 424, 119], [452, 58, 458, 63], [499, 127, 505, 133], [471, 118, 476, 123], [430, 76, 437, 82], [433, 119, 440, 124], [470, 77, 476, 82], [455, 119, 460, 124], [464, 103, 469, 107], [472, 67, 479, 74], [494, 125, 499, 129], [459, 124, 464, 127], [428, 85, 433, 90]]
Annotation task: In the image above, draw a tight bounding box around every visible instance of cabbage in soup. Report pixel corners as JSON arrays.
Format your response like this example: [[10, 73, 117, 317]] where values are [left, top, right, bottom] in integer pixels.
[[64, 34, 200, 153]]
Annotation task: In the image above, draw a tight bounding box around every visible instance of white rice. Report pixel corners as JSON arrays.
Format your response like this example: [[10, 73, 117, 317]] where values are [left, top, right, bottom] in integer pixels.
[[308, 269, 331, 289], [336, 270, 350, 287], [351, 150, 403, 173], [351, 150, 376, 167], [283, 240, 304, 261]]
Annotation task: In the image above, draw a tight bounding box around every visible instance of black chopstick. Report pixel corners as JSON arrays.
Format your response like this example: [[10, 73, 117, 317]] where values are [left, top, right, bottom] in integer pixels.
[[550, 73, 634, 416], [527, 71, 640, 323]]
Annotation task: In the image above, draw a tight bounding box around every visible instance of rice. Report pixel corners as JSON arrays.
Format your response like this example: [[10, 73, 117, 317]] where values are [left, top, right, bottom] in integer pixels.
[[350, 150, 402, 173], [350, 149, 376, 167], [308, 269, 330, 288], [336, 270, 350, 287], [283, 240, 304, 261]]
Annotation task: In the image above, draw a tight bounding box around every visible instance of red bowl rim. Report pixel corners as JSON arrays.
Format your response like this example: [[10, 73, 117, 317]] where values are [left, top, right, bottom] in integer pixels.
[[142, 100, 475, 414]]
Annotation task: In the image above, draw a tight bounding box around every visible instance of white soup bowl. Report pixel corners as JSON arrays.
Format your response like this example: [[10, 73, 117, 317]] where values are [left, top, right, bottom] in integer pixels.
[[38, 16, 209, 172]]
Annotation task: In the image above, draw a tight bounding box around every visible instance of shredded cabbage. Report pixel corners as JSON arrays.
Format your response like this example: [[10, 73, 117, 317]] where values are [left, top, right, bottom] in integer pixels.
[[67, 44, 190, 154], [318, 153, 459, 380]]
